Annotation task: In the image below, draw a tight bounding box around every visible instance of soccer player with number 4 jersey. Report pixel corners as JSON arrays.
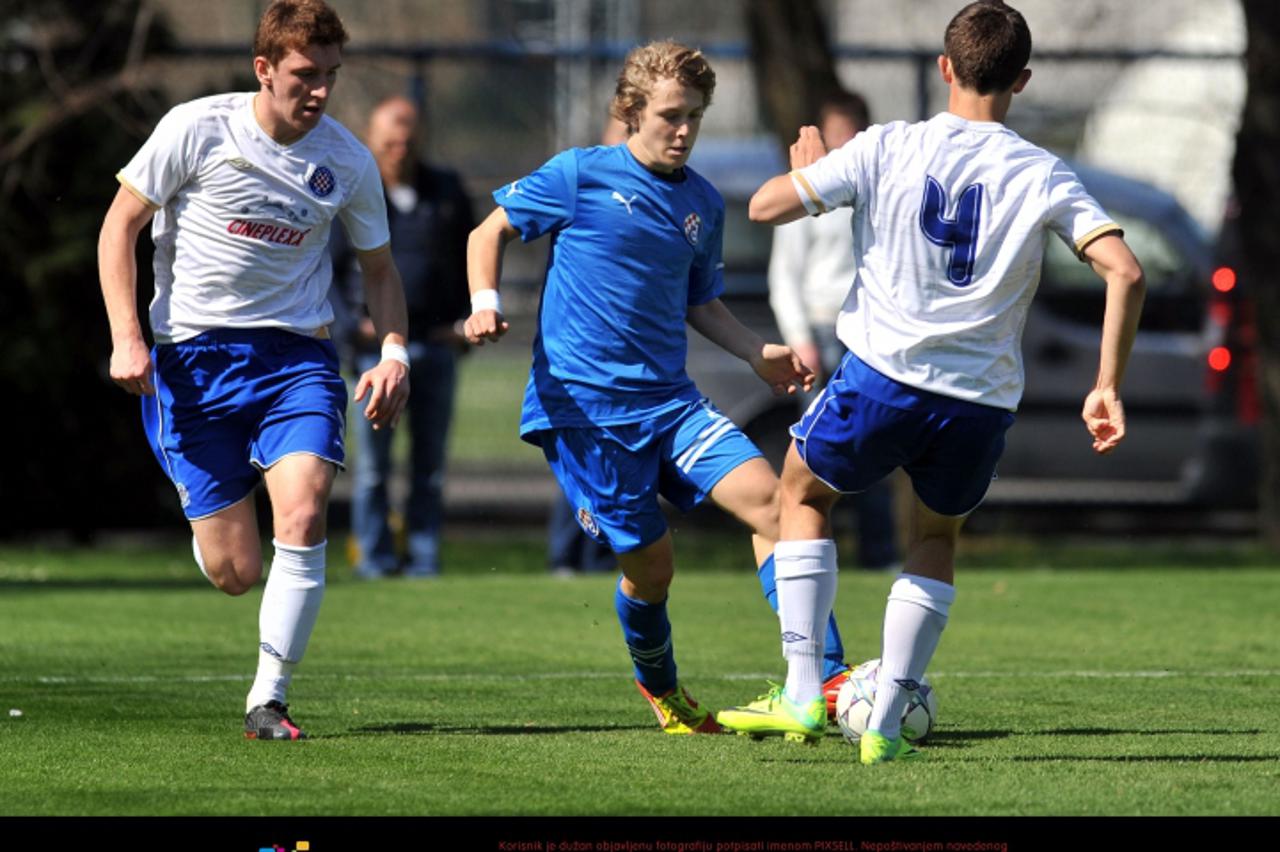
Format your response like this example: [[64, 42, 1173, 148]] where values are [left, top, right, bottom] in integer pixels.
[[98, 0, 409, 740], [464, 41, 824, 735], [717, 0, 1146, 763]]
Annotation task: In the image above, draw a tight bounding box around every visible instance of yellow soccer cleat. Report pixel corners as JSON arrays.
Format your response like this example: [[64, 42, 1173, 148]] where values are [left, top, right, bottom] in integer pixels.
[[716, 683, 826, 745], [859, 729, 923, 765], [635, 680, 723, 734]]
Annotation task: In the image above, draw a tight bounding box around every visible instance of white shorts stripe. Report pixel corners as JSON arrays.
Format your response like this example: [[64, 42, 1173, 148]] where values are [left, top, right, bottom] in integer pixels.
[[679, 420, 737, 473], [677, 412, 730, 468]]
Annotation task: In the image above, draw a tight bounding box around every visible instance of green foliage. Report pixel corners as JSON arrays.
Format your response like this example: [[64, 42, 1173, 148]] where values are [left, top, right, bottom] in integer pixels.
[[1, 536, 1277, 817], [0, 1, 179, 536]]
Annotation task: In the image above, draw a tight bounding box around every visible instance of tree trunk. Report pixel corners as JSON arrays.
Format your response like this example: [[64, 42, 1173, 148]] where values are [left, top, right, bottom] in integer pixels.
[[1233, 0, 1280, 546], [744, 0, 843, 154]]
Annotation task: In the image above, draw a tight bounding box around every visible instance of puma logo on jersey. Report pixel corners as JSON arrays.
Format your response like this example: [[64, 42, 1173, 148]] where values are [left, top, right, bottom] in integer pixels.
[[611, 191, 638, 214], [505, 181, 522, 197]]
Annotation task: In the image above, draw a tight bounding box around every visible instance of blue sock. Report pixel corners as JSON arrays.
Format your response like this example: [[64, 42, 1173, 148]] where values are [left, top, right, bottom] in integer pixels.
[[757, 553, 847, 680], [615, 578, 677, 695]]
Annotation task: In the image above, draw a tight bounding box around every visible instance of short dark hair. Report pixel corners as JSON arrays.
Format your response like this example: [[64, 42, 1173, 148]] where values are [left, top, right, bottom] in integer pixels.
[[817, 90, 871, 131], [253, 0, 349, 66], [944, 1, 1031, 95]]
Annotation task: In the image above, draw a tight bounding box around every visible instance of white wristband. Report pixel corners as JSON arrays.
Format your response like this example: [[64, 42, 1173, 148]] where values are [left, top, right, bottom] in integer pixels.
[[471, 288, 503, 315], [381, 342, 410, 369]]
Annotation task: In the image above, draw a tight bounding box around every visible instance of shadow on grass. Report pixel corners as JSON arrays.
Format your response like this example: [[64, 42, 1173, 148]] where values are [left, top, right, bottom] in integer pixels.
[[926, 730, 1012, 743], [0, 578, 209, 591], [345, 722, 655, 736], [1005, 754, 1276, 763], [1033, 727, 1265, 736]]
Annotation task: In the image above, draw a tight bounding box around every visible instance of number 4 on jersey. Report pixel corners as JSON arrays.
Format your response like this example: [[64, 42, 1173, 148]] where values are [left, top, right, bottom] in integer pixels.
[[919, 176, 983, 287]]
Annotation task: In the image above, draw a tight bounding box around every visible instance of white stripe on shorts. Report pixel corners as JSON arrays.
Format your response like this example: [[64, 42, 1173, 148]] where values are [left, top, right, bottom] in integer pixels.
[[678, 419, 737, 473]]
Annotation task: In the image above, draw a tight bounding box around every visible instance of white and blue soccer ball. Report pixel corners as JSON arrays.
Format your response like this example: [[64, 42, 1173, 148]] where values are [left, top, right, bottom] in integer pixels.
[[834, 658, 937, 745]]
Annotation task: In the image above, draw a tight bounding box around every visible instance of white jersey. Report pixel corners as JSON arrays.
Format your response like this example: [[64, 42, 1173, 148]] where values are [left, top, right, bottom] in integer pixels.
[[117, 92, 390, 343], [768, 207, 855, 348], [792, 111, 1119, 410]]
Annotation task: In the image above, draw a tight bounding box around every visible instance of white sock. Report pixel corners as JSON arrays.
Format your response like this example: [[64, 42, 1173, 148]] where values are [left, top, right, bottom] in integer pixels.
[[192, 535, 213, 585], [775, 539, 838, 705], [246, 539, 326, 711], [868, 573, 954, 738]]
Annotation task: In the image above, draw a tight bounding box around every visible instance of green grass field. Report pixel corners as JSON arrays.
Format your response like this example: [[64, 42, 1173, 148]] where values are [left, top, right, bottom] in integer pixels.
[[1, 532, 1277, 822]]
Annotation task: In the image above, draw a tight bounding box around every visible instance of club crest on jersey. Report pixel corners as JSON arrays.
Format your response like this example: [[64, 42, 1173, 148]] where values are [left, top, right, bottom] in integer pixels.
[[683, 211, 702, 245], [576, 507, 600, 538], [307, 165, 337, 198]]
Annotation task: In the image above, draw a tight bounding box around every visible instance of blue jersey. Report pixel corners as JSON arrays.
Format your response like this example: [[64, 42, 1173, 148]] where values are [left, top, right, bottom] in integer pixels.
[[494, 144, 726, 439]]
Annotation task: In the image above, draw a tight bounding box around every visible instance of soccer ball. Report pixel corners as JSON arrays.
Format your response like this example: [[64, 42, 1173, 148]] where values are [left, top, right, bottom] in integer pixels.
[[834, 658, 937, 745]]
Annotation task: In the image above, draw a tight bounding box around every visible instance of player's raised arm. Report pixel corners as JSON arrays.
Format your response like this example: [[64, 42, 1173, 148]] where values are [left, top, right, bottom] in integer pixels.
[[687, 298, 815, 396], [353, 245, 411, 431], [749, 126, 829, 226], [98, 185, 158, 397], [464, 206, 519, 345], [1079, 233, 1146, 454]]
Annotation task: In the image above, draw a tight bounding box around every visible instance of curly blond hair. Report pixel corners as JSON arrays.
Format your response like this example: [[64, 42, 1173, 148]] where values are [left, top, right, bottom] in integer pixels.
[[609, 41, 716, 132]]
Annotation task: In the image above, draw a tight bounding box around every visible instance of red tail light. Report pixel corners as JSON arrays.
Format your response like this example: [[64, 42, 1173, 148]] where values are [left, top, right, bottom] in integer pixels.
[[1208, 347, 1231, 372], [1212, 266, 1237, 292]]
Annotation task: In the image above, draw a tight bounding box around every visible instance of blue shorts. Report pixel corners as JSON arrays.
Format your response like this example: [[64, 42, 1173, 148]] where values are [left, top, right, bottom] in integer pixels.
[[537, 399, 763, 553], [791, 353, 1015, 517], [142, 328, 347, 520]]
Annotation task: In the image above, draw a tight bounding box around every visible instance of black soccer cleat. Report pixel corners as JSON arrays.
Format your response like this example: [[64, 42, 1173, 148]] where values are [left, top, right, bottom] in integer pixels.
[[244, 700, 307, 741]]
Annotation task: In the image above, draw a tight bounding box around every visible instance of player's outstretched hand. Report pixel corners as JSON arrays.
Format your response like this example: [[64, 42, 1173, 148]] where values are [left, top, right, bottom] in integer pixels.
[[1082, 387, 1126, 454], [109, 334, 155, 396], [355, 359, 410, 431], [790, 126, 828, 170], [463, 309, 509, 346], [753, 343, 816, 396]]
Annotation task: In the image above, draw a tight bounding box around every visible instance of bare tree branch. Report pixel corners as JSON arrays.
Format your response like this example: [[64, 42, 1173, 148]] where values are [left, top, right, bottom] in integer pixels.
[[0, 64, 160, 166]]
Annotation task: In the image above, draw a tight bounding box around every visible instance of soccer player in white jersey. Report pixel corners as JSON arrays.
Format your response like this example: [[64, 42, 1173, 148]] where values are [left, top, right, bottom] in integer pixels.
[[717, 0, 1146, 763], [97, 0, 409, 740], [465, 42, 816, 735]]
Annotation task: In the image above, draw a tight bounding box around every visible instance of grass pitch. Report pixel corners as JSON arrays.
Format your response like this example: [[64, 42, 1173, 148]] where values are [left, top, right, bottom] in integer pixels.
[[1, 531, 1277, 821]]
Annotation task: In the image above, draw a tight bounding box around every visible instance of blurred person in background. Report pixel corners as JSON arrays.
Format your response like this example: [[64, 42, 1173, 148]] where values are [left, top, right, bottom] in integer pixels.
[[330, 95, 474, 579], [98, 0, 409, 740], [767, 88, 899, 572]]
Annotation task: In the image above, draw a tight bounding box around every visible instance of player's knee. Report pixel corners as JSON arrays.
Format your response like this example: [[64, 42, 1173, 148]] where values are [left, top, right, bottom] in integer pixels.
[[620, 557, 674, 600], [631, 571, 673, 600], [745, 487, 781, 539], [214, 576, 253, 597], [273, 502, 327, 546], [204, 557, 260, 596]]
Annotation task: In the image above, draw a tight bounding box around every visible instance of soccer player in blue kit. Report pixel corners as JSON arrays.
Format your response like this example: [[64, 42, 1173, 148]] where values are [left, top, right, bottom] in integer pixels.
[[98, 0, 409, 740], [718, 0, 1147, 762], [464, 41, 829, 733]]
